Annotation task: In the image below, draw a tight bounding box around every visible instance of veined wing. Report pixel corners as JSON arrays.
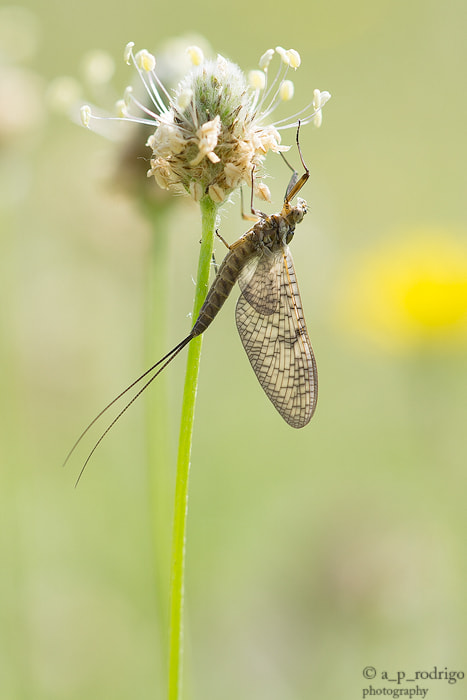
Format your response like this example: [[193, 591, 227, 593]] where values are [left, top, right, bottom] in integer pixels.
[[235, 247, 317, 428], [237, 248, 280, 316]]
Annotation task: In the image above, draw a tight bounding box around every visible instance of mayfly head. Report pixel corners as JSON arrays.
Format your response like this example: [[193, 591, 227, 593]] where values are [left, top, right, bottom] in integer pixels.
[[281, 197, 308, 244], [291, 197, 308, 224]]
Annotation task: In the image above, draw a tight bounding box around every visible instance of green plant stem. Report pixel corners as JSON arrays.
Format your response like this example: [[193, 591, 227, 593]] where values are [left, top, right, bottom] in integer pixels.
[[168, 195, 218, 700], [143, 202, 172, 687]]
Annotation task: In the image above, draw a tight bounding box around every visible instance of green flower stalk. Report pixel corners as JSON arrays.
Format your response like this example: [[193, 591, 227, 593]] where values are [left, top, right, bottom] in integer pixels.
[[168, 194, 217, 699], [80, 41, 330, 700]]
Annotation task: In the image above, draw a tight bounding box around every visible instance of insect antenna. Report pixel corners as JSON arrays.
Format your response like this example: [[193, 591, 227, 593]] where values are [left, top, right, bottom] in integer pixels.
[[64, 333, 193, 484]]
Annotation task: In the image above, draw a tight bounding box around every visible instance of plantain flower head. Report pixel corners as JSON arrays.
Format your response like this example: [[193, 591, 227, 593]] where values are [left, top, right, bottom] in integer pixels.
[[81, 43, 331, 204]]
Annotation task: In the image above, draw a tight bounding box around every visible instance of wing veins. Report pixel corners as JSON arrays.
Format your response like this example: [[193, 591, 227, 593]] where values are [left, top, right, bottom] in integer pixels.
[[235, 247, 317, 428]]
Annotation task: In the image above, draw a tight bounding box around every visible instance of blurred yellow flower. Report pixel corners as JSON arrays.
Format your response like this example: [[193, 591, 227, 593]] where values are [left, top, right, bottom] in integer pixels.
[[339, 228, 467, 353]]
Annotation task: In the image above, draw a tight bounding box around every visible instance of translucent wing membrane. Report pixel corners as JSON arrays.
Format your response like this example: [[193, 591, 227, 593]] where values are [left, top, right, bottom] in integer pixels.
[[238, 248, 281, 315], [235, 248, 317, 428]]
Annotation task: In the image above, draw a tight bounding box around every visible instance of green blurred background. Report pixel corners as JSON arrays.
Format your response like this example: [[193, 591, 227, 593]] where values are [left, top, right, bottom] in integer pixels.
[[1, 0, 466, 698]]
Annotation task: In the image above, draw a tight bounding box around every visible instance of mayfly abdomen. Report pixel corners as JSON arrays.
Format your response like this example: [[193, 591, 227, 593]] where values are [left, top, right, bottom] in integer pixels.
[[191, 234, 257, 337]]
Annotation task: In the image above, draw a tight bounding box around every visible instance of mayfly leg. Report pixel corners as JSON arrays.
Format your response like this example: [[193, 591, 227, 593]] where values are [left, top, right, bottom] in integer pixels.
[[281, 121, 310, 203], [215, 229, 231, 250], [238, 165, 265, 222], [211, 229, 231, 274]]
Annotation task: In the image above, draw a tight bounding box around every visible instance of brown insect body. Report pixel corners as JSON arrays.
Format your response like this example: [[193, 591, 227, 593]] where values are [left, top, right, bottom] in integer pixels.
[[185, 192, 316, 429], [192, 199, 306, 337]]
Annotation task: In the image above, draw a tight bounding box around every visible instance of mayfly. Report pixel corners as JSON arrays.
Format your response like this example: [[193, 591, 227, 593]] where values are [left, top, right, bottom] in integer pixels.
[[66, 126, 318, 482]]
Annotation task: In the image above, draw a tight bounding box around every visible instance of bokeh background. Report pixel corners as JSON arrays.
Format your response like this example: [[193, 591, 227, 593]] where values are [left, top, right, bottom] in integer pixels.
[[1, 0, 466, 698]]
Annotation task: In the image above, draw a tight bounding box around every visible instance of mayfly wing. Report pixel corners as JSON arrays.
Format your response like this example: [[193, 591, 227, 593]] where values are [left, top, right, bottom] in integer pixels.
[[235, 246, 317, 428], [237, 248, 281, 316]]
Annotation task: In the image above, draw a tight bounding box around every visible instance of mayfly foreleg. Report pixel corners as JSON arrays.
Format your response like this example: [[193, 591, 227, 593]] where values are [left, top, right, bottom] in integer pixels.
[[280, 147, 301, 198], [284, 121, 309, 203]]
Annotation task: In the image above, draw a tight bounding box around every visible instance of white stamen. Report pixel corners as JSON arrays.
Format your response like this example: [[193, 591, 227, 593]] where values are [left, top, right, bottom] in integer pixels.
[[248, 70, 266, 90], [115, 99, 128, 117], [315, 89, 331, 110], [274, 89, 332, 130], [257, 54, 290, 118], [125, 85, 159, 121], [286, 49, 301, 69], [259, 49, 274, 71], [313, 88, 322, 110], [135, 49, 156, 72], [80, 104, 92, 127], [124, 41, 135, 65], [186, 45, 204, 66], [280, 80, 294, 101], [275, 46, 288, 64], [313, 89, 331, 127], [123, 85, 133, 107]]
